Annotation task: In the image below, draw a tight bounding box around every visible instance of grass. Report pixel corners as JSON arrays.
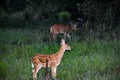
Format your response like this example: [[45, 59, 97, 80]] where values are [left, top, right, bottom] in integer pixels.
[[0, 28, 120, 80]]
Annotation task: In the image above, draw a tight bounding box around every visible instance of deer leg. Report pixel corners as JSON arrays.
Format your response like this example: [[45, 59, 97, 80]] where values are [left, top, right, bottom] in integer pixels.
[[49, 34, 52, 42], [64, 33, 67, 40], [67, 34, 70, 39], [50, 34, 57, 41], [51, 66, 57, 79], [49, 34, 53, 42], [32, 64, 42, 79]]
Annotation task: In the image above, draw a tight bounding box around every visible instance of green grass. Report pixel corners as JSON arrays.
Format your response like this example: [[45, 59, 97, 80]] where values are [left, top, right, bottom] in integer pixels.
[[0, 28, 120, 80]]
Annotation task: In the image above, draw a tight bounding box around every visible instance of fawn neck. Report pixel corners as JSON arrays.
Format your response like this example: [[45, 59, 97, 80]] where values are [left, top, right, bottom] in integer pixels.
[[56, 45, 66, 61]]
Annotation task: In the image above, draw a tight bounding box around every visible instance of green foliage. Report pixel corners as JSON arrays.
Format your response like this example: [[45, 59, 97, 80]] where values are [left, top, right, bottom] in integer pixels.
[[9, 0, 26, 11], [0, 29, 120, 80], [0, 0, 119, 40], [0, 0, 120, 79], [58, 11, 71, 24], [0, 61, 7, 79]]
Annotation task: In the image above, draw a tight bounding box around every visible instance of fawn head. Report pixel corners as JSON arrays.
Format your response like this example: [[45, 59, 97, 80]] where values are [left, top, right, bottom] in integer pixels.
[[60, 39, 71, 50]]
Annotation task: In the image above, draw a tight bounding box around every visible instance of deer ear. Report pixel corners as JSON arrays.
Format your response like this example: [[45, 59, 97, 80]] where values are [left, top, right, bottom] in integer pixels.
[[60, 39, 65, 45]]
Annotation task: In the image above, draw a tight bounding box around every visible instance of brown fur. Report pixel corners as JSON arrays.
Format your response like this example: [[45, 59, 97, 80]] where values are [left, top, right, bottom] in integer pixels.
[[49, 23, 78, 41]]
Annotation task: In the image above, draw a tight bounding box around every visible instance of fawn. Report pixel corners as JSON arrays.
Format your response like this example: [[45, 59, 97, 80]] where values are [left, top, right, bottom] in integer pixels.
[[31, 39, 71, 79]]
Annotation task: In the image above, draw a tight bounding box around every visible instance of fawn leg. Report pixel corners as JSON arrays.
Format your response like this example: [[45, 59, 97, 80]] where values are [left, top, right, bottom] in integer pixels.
[[32, 65, 42, 79], [51, 66, 57, 79]]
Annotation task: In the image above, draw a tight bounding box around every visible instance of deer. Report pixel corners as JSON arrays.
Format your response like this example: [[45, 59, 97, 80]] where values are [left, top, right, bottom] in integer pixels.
[[49, 22, 78, 41], [31, 39, 71, 80], [49, 18, 82, 41]]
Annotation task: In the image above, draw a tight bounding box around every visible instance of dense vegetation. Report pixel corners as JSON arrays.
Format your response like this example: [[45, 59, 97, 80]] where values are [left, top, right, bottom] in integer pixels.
[[0, 0, 120, 40], [0, 0, 120, 80], [0, 28, 120, 80]]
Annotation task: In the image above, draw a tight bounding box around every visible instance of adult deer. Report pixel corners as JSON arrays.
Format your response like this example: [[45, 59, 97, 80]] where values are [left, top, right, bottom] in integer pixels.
[[49, 22, 77, 41], [49, 18, 82, 41], [31, 39, 71, 80]]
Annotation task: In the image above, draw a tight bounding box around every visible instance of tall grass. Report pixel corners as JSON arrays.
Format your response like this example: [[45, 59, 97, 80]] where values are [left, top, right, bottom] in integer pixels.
[[0, 28, 120, 80]]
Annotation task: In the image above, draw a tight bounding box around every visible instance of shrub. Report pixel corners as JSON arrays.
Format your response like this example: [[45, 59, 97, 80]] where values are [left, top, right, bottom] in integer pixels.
[[58, 11, 71, 24], [0, 61, 7, 79]]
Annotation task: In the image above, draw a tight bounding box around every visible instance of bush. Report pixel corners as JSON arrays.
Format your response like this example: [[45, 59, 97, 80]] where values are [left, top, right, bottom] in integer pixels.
[[0, 61, 7, 79], [58, 11, 71, 24]]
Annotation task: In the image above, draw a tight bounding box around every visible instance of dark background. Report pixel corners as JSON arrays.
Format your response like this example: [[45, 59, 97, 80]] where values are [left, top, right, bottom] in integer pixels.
[[0, 0, 120, 40]]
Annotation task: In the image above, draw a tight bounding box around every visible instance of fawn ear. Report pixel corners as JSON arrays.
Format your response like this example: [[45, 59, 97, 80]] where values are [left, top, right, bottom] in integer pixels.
[[60, 39, 65, 45]]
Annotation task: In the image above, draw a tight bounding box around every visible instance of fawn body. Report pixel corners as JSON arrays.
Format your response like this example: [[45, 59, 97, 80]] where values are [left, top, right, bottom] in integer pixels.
[[31, 39, 71, 79]]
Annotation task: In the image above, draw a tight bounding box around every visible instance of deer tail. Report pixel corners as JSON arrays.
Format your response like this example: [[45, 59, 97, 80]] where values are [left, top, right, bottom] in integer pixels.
[[50, 26, 53, 33]]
